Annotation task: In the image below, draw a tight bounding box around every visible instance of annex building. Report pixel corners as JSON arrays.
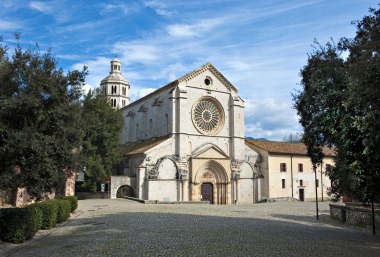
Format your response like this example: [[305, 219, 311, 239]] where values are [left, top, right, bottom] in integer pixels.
[[101, 59, 334, 204]]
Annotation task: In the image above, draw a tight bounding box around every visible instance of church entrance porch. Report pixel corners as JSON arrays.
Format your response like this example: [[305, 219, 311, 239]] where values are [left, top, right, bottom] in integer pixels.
[[191, 160, 230, 204]]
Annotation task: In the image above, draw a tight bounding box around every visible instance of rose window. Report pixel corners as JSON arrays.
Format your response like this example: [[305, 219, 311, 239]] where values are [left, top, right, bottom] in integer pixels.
[[192, 97, 224, 135]]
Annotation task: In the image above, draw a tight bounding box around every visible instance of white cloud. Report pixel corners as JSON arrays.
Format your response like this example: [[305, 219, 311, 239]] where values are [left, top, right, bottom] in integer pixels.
[[71, 57, 110, 91], [113, 42, 160, 64], [167, 18, 224, 37], [144, 0, 173, 16], [0, 19, 22, 30], [244, 98, 302, 141], [131, 87, 157, 101], [29, 1, 53, 13], [100, 2, 140, 15]]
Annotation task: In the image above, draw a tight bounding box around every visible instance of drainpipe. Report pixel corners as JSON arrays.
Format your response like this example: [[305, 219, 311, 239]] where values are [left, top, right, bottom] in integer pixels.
[[290, 155, 294, 198]]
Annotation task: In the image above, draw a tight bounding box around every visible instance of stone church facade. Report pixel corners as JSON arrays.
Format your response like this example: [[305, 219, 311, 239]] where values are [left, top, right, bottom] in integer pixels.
[[102, 60, 262, 204], [100, 59, 333, 204]]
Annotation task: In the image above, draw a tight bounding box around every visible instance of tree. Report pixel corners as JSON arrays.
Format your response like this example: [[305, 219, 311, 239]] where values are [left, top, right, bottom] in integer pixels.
[[81, 89, 123, 191], [0, 39, 87, 199], [293, 6, 380, 205], [282, 133, 302, 143]]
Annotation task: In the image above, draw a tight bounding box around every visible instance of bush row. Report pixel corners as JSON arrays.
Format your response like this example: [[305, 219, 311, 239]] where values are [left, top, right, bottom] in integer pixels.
[[0, 196, 78, 244]]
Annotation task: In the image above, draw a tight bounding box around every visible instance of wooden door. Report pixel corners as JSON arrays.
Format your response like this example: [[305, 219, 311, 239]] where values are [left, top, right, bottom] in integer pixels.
[[299, 189, 304, 201], [201, 183, 213, 204]]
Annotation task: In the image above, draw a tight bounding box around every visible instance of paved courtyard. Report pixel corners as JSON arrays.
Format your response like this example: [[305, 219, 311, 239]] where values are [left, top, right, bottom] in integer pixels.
[[1, 199, 379, 257]]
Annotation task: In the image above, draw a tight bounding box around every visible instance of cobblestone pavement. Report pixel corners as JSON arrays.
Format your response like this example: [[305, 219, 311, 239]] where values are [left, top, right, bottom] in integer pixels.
[[1, 199, 379, 257]]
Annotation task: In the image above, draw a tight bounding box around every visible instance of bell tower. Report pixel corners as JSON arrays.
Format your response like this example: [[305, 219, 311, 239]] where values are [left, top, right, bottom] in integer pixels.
[[100, 58, 130, 109]]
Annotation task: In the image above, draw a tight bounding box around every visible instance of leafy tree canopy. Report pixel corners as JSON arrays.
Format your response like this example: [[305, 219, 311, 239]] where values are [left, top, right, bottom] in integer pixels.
[[0, 39, 87, 198], [293, 6, 380, 203], [81, 89, 123, 191]]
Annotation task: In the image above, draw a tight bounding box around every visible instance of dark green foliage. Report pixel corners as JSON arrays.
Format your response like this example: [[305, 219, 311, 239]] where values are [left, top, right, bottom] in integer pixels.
[[61, 195, 78, 212], [293, 6, 380, 203], [0, 39, 87, 198], [81, 90, 123, 191], [37, 200, 59, 229], [54, 199, 71, 223], [0, 207, 38, 243], [26, 203, 43, 232]]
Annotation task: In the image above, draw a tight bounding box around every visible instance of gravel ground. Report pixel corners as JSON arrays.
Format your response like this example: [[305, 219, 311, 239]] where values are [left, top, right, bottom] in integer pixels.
[[1, 199, 379, 257]]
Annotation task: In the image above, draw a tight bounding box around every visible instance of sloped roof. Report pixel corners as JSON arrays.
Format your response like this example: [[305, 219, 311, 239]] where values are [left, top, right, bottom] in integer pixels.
[[119, 80, 178, 110], [120, 136, 170, 156], [245, 139, 335, 157], [101, 73, 129, 84]]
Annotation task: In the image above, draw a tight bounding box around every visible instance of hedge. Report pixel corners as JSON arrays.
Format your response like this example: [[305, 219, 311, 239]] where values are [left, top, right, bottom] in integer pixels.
[[37, 200, 59, 229], [26, 203, 43, 232], [0, 197, 78, 243], [0, 207, 39, 243], [55, 199, 71, 223], [61, 196, 78, 213]]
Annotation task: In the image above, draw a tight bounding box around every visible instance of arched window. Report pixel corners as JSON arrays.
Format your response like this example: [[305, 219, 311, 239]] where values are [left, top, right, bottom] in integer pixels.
[[111, 86, 117, 94], [164, 113, 169, 134], [188, 141, 192, 155], [124, 127, 128, 143], [149, 119, 153, 137]]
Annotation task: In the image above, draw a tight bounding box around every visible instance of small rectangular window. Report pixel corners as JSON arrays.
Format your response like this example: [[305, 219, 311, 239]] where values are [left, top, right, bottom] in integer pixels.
[[316, 179, 319, 187], [280, 163, 287, 172], [300, 180, 303, 186], [298, 163, 303, 172], [282, 179, 285, 188]]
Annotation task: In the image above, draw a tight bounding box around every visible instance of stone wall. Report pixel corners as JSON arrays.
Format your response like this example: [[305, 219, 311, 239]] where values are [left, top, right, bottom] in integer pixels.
[[75, 192, 109, 200], [330, 203, 380, 226]]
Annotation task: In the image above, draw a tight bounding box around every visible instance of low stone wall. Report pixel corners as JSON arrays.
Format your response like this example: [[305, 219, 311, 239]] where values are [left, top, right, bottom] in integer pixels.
[[122, 196, 210, 205], [76, 192, 109, 200], [330, 203, 380, 226], [261, 197, 299, 203]]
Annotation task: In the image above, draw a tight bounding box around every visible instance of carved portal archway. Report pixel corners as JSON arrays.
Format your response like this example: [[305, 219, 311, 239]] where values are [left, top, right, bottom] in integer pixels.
[[193, 160, 228, 204]]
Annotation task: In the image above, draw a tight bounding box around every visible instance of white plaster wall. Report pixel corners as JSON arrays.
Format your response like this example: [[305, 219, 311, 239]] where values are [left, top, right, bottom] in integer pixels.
[[158, 159, 177, 179], [238, 179, 254, 204], [238, 162, 254, 204], [268, 154, 333, 201], [147, 180, 178, 202], [110, 176, 132, 199]]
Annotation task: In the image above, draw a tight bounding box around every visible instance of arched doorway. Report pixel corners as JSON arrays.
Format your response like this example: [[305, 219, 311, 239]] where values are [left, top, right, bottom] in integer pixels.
[[201, 183, 213, 203], [193, 160, 228, 204], [116, 185, 135, 198]]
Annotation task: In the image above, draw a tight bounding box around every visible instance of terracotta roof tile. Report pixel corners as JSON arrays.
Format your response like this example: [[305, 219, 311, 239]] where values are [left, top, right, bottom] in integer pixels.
[[245, 139, 335, 157], [120, 136, 170, 156]]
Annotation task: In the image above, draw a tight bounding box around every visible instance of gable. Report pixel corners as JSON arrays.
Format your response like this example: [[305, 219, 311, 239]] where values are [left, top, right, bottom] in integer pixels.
[[193, 146, 229, 159], [178, 63, 238, 93]]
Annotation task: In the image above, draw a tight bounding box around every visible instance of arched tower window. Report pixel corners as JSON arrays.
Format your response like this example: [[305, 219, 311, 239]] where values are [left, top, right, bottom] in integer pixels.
[[111, 86, 117, 94]]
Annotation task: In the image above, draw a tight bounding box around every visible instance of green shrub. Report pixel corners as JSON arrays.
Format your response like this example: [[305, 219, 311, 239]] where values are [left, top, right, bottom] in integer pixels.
[[26, 203, 42, 232], [37, 200, 58, 229], [55, 199, 71, 223], [0, 207, 38, 243], [61, 196, 78, 213]]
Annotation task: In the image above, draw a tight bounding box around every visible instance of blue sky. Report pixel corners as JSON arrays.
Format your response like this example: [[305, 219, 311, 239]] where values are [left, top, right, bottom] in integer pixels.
[[1, 0, 378, 141]]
